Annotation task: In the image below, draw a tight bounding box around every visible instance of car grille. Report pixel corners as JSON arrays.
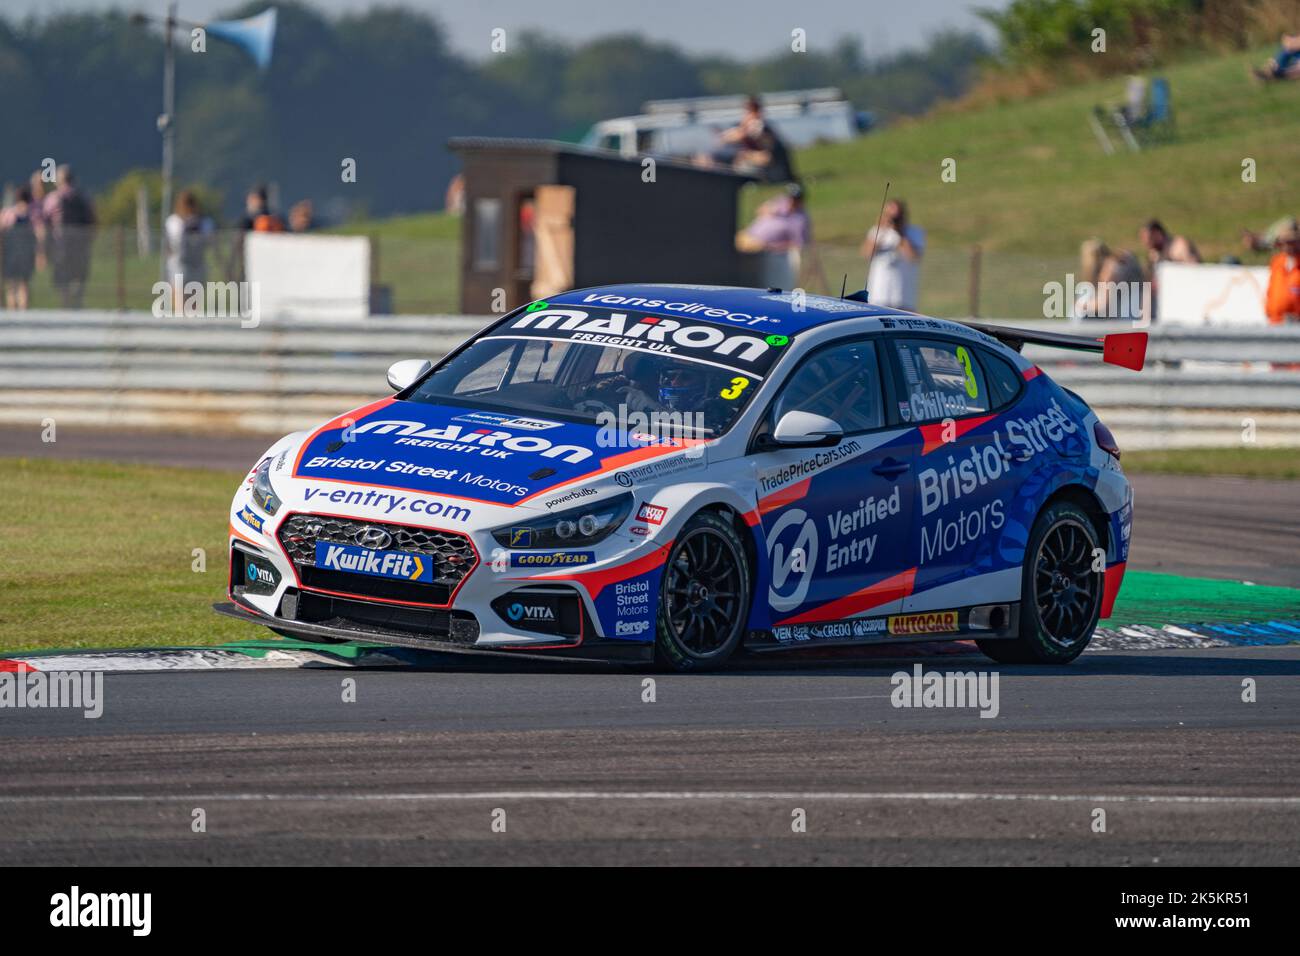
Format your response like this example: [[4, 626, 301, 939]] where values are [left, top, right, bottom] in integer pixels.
[[277, 513, 477, 606]]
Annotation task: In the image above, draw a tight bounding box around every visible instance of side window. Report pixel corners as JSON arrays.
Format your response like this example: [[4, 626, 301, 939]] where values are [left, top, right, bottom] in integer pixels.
[[770, 339, 883, 433], [977, 348, 1023, 410], [891, 338, 990, 423]]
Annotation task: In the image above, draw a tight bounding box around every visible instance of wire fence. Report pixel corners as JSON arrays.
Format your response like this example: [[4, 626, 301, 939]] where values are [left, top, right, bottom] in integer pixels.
[[0, 224, 1095, 320]]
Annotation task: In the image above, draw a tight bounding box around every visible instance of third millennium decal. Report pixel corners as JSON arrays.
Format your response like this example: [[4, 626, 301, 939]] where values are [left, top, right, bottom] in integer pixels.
[[888, 611, 959, 635]]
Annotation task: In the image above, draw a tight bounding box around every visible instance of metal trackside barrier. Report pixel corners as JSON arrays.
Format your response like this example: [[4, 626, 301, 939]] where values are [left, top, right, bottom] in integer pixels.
[[1, 311, 1299, 447]]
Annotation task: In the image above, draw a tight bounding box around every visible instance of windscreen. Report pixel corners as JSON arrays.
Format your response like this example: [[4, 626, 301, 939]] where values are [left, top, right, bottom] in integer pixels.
[[407, 305, 793, 438]]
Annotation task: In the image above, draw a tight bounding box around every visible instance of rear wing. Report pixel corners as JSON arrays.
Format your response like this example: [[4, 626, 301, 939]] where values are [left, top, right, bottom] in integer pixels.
[[961, 322, 1147, 372]]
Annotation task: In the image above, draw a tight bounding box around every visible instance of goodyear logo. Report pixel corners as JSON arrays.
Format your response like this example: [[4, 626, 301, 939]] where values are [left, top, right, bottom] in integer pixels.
[[888, 611, 959, 636], [315, 542, 433, 582], [236, 505, 264, 534], [509, 551, 595, 568]]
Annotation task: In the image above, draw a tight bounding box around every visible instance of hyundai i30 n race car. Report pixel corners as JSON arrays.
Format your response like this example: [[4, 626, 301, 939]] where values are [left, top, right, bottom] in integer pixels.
[[216, 284, 1146, 670]]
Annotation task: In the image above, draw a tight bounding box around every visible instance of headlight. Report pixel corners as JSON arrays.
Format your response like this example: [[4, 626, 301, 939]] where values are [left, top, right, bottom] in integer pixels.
[[251, 457, 282, 515], [492, 493, 633, 549]]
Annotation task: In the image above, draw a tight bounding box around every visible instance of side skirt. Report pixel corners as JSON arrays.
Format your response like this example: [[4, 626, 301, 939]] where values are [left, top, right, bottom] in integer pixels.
[[745, 602, 1020, 653]]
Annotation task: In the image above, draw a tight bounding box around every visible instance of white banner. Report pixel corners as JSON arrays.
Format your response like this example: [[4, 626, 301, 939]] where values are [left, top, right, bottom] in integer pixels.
[[1156, 261, 1269, 327], [245, 233, 370, 320]]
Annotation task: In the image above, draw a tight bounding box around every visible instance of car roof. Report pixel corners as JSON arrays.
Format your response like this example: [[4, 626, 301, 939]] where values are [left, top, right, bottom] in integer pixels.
[[547, 283, 911, 335]]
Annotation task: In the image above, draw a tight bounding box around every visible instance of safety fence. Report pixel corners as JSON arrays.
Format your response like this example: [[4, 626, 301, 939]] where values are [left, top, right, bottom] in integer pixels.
[[1, 311, 1298, 448], [0, 225, 1132, 320]]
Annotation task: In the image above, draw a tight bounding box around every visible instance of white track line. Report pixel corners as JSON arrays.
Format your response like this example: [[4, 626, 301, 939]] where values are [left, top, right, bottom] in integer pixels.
[[0, 791, 1296, 805]]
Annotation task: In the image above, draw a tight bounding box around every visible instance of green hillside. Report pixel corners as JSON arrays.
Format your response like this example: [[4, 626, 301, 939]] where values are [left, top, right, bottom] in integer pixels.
[[345, 47, 1298, 318], [770, 46, 1300, 314], [792, 47, 1300, 252]]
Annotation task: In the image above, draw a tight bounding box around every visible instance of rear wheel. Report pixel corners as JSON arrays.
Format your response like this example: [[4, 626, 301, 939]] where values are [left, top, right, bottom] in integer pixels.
[[654, 511, 752, 672], [977, 500, 1101, 664]]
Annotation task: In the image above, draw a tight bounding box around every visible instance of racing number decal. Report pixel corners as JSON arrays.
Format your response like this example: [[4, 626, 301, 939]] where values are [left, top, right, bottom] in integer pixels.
[[955, 346, 979, 398], [721, 376, 750, 400]]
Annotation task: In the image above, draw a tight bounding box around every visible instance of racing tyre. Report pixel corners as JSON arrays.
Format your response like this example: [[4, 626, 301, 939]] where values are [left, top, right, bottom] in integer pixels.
[[654, 511, 752, 672], [976, 500, 1102, 665]]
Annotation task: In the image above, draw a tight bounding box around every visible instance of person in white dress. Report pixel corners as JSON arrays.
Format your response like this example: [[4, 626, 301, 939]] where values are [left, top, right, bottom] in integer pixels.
[[860, 198, 926, 311]]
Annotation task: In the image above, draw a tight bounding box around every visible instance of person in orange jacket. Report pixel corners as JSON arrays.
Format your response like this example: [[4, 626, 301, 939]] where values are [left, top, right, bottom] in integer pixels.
[[1265, 219, 1300, 325]]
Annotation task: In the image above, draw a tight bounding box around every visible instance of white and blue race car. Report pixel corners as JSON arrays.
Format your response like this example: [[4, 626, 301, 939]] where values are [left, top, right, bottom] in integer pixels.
[[217, 284, 1146, 670]]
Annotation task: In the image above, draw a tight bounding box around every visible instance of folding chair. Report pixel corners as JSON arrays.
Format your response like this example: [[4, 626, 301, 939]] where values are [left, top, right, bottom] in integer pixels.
[[1090, 77, 1174, 153]]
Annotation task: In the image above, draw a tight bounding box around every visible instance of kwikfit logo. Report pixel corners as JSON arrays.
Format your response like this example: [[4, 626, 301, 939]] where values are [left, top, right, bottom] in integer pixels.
[[321, 544, 421, 579]]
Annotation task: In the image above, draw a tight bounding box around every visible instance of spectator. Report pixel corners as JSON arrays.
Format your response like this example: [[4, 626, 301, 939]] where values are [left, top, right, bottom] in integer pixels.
[[289, 199, 315, 232], [1074, 238, 1145, 321], [27, 171, 48, 273], [1, 185, 40, 310], [1265, 219, 1300, 325], [43, 165, 96, 309], [445, 174, 466, 216], [1139, 218, 1198, 318], [860, 198, 926, 311], [736, 183, 811, 253], [1242, 216, 1298, 253], [1140, 218, 1200, 272], [696, 96, 796, 182], [1252, 34, 1300, 82], [239, 185, 284, 233], [164, 190, 215, 309]]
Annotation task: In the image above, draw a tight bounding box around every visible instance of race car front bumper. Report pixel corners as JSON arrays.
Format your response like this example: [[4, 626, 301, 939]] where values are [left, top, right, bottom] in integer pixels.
[[212, 599, 653, 663]]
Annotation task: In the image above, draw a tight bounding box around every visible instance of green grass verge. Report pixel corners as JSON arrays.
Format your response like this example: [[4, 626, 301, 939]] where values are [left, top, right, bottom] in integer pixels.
[[1108, 571, 1300, 628], [3, 457, 1297, 655], [0, 458, 250, 653], [1122, 447, 1300, 479]]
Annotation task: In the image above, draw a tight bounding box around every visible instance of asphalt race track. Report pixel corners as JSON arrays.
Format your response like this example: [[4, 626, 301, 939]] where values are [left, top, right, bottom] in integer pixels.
[[2, 427, 1298, 864], [1, 647, 1298, 865]]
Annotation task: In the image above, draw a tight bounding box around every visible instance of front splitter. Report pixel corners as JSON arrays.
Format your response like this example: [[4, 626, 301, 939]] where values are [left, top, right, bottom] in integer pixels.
[[212, 602, 652, 664]]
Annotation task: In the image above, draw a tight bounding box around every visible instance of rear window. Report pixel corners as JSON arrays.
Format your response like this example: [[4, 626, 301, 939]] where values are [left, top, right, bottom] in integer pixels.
[[890, 337, 990, 423], [977, 348, 1023, 409]]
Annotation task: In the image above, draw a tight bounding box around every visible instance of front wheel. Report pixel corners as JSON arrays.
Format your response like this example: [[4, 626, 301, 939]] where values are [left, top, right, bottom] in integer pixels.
[[654, 511, 752, 672], [976, 500, 1102, 665]]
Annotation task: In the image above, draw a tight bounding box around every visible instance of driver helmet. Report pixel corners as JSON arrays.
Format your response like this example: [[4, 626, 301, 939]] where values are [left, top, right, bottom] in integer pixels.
[[658, 364, 708, 412], [623, 352, 662, 393]]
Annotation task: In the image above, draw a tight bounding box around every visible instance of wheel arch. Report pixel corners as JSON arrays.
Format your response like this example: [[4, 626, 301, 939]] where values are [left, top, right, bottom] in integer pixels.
[[695, 501, 759, 573], [1041, 482, 1110, 555]]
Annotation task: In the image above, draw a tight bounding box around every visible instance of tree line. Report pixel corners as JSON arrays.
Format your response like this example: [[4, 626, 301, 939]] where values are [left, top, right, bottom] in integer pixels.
[[0, 1, 988, 222]]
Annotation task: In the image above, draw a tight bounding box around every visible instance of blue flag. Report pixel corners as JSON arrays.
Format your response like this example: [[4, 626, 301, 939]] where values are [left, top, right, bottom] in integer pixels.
[[206, 7, 278, 71]]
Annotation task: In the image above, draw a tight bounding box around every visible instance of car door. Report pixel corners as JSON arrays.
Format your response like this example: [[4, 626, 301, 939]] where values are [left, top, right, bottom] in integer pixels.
[[751, 336, 917, 637], [884, 335, 1019, 615]]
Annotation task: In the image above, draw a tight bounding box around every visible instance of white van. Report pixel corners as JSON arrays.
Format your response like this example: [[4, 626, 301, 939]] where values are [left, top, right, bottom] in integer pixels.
[[580, 88, 872, 159]]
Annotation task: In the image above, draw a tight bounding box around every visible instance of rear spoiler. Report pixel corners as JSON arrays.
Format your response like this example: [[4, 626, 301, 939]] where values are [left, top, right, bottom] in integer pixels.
[[961, 322, 1147, 372]]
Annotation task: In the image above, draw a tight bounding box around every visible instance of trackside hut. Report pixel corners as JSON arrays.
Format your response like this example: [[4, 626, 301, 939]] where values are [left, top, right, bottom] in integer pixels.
[[449, 137, 757, 314]]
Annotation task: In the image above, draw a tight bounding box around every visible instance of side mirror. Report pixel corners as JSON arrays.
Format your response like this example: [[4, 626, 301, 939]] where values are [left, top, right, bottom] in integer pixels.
[[771, 410, 843, 447], [386, 359, 432, 392]]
